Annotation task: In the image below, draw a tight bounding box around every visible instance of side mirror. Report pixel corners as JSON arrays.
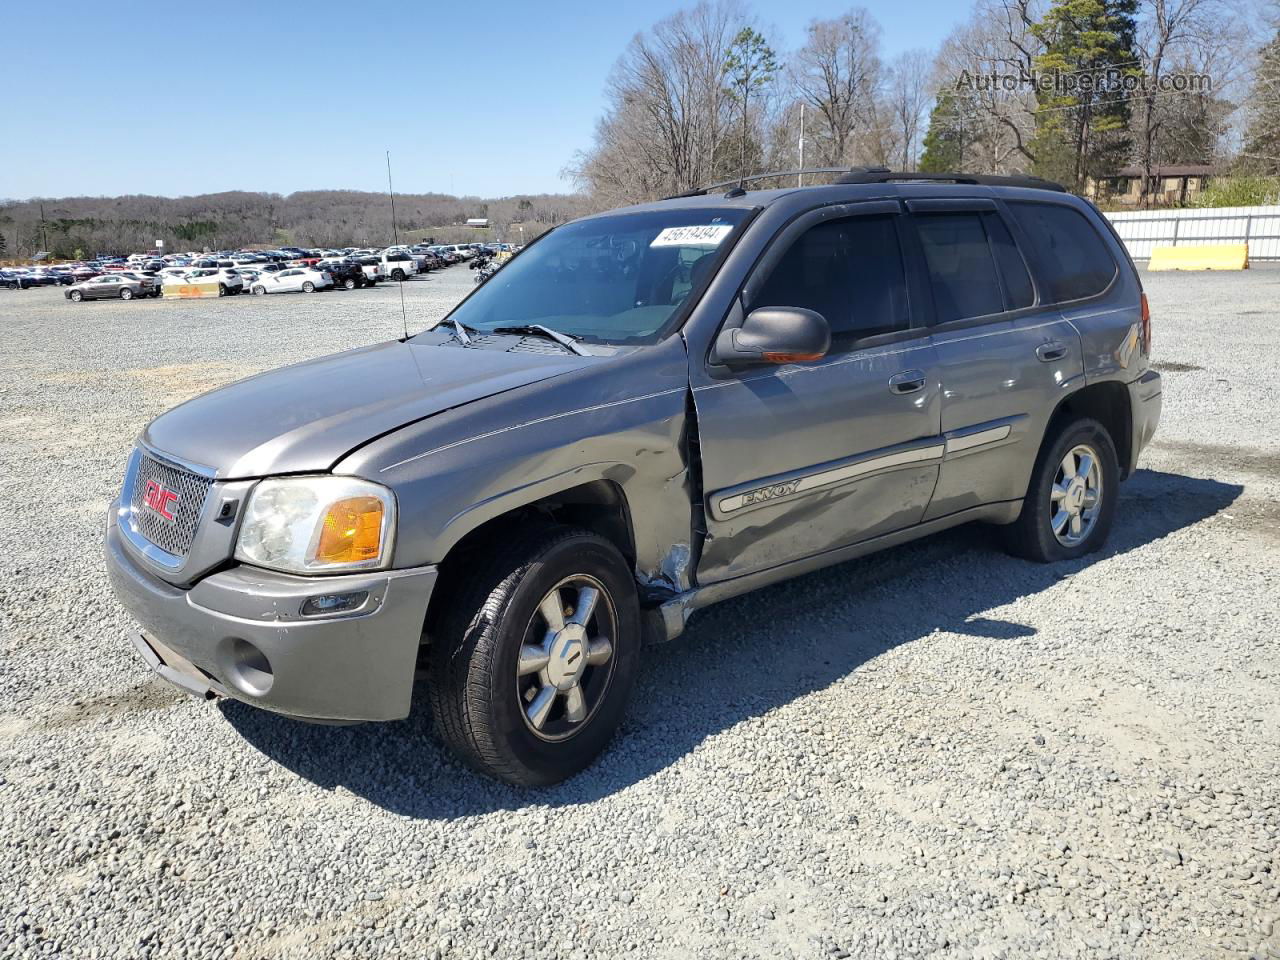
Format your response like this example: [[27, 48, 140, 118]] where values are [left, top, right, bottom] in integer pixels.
[[713, 307, 831, 367]]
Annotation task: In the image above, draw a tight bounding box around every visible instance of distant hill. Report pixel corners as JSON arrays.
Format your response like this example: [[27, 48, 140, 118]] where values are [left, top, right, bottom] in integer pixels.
[[0, 190, 593, 258]]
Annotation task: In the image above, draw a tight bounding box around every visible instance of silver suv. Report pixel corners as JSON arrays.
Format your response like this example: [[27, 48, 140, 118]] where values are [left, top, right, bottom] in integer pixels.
[[105, 169, 1162, 785]]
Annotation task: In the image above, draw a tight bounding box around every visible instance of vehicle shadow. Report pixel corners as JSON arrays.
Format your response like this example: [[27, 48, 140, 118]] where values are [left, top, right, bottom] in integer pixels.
[[222, 468, 1240, 817]]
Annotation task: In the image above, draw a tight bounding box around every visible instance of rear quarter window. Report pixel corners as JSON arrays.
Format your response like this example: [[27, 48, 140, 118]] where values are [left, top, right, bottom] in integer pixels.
[[1006, 201, 1117, 303]]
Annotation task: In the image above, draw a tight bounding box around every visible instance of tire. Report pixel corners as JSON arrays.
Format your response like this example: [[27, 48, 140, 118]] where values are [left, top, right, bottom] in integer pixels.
[[69, 290, 83, 302], [119, 288, 133, 300], [218, 284, 227, 297], [1002, 416, 1120, 563], [428, 527, 641, 787], [343, 278, 356, 290], [301, 281, 315, 293], [252, 285, 266, 295], [391, 269, 406, 282]]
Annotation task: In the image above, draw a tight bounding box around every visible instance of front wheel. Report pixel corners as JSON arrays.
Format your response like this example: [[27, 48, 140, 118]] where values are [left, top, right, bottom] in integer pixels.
[[1002, 417, 1119, 563], [301, 281, 315, 293], [252, 285, 266, 295], [218, 283, 227, 297], [343, 277, 356, 290], [69, 290, 83, 302], [428, 527, 641, 786]]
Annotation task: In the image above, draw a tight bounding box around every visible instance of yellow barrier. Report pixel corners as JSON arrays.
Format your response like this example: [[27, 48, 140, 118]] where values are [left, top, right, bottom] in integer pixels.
[[162, 281, 222, 298], [1148, 244, 1249, 271]]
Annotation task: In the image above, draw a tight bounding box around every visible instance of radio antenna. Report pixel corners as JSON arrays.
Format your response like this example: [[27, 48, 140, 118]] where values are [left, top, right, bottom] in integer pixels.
[[386, 150, 408, 340]]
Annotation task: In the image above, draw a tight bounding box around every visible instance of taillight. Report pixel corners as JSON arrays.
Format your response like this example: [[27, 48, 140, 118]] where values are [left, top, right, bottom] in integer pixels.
[[1140, 292, 1151, 355]]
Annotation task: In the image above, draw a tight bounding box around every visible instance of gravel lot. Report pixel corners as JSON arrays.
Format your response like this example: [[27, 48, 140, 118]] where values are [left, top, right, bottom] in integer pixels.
[[0, 264, 1277, 960]]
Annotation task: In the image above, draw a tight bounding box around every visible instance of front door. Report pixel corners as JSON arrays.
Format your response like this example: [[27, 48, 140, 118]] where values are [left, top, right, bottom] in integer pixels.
[[692, 202, 944, 585]]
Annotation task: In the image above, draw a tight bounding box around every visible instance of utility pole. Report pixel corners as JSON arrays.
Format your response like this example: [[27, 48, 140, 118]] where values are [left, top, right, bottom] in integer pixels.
[[39, 203, 48, 254], [798, 102, 806, 187]]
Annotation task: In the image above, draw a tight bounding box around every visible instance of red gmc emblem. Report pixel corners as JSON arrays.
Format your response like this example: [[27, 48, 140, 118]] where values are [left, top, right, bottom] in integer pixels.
[[142, 479, 180, 521]]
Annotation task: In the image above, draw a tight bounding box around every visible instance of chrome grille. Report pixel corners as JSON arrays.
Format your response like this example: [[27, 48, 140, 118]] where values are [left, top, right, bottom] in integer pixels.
[[128, 453, 213, 559]]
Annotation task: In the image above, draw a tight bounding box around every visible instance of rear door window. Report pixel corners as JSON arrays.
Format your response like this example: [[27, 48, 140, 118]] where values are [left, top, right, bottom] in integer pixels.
[[752, 214, 910, 349], [984, 212, 1035, 310], [913, 213, 1005, 323], [1006, 201, 1117, 303]]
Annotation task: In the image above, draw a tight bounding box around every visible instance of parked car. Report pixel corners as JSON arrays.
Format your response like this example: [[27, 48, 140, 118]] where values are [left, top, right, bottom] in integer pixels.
[[355, 256, 387, 284], [104, 169, 1162, 786], [66, 274, 150, 301], [247, 267, 333, 294], [115, 271, 162, 297], [0, 269, 27, 289], [214, 268, 245, 294], [315, 260, 370, 289], [179, 268, 242, 296], [380, 251, 417, 281]]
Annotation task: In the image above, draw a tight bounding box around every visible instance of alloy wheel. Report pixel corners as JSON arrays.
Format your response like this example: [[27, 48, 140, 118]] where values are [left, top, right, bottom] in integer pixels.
[[1050, 443, 1103, 547], [515, 575, 616, 742]]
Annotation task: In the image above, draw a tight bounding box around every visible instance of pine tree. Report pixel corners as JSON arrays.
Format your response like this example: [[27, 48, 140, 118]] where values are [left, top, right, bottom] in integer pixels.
[[919, 91, 969, 172], [723, 27, 779, 184], [1030, 0, 1140, 191], [1243, 29, 1280, 175]]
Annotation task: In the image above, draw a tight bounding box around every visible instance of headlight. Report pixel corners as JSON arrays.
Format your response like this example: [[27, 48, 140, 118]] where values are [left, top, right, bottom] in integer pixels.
[[234, 477, 396, 574]]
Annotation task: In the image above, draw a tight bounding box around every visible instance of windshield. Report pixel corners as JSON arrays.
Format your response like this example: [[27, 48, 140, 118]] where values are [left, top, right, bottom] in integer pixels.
[[431, 207, 750, 345]]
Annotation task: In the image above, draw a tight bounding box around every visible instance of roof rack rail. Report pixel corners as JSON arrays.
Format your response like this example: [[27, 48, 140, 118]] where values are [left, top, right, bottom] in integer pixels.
[[663, 165, 1067, 200], [663, 167, 857, 199], [836, 166, 1067, 192]]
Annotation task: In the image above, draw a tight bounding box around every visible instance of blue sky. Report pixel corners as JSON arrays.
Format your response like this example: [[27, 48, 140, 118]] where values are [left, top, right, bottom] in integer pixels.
[[4, 0, 965, 200]]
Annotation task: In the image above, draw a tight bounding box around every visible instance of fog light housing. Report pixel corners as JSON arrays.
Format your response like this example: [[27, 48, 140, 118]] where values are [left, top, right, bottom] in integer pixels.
[[300, 591, 369, 617]]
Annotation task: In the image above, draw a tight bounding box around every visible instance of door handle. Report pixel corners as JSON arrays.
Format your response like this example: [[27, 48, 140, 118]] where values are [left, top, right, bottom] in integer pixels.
[[1036, 341, 1068, 362], [888, 369, 927, 394]]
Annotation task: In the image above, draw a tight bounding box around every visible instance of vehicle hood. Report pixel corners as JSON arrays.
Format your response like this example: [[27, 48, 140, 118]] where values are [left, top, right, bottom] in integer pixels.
[[141, 340, 583, 479]]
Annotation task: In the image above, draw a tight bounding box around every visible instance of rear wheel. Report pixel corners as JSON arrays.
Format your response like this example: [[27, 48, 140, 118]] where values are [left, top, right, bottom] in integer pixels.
[[391, 268, 406, 282], [343, 277, 356, 290], [302, 281, 315, 293], [429, 527, 640, 786], [119, 288, 133, 300], [1003, 417, 1119, 563]]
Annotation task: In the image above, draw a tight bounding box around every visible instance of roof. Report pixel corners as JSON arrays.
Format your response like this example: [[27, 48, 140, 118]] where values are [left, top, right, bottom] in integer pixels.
[[593, 176, 1081, 221], [1110, 164, 1219, 178]]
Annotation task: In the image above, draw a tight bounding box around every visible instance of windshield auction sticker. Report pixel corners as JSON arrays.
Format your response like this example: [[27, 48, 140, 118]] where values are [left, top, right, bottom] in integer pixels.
[[650, 224, 734, 247]]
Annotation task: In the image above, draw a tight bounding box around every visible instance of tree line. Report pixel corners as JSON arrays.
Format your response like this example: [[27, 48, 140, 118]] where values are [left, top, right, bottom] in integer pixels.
[[7, 0, 1280, 257], [0, 191, 593, 260], [571, 0, 1277, 202]]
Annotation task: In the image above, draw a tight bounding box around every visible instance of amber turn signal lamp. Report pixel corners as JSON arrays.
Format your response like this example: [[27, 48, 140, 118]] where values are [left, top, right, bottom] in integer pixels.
[[763, 352, 824, 364], [315, 497, 384, 564]]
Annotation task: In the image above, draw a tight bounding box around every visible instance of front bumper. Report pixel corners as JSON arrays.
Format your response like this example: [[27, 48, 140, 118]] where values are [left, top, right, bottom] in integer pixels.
[[1127, 368, 1163, 474], [105, 510, 437, 722]]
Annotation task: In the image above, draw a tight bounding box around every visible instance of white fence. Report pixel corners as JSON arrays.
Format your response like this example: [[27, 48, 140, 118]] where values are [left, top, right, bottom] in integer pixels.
[[1104, 205, 1280, 261]]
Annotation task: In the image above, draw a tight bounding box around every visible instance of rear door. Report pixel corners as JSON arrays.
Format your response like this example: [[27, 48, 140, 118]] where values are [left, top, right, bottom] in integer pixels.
[[692, 201, 944, 584], [907, 197, 1085, 520]]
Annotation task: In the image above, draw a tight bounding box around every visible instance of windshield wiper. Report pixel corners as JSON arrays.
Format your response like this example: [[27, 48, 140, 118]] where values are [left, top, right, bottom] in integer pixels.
[[426, 317, 481, 345], [492, 324, 590, 357]]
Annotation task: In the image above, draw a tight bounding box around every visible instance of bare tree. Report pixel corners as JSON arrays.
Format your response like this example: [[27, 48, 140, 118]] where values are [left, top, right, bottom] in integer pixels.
[[568, 1, 751, 203], [1133, 0, 1234, 200], [885, 49, 933, 169], [931, 0, 1044, 173], [791, 10, 884, 166]]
